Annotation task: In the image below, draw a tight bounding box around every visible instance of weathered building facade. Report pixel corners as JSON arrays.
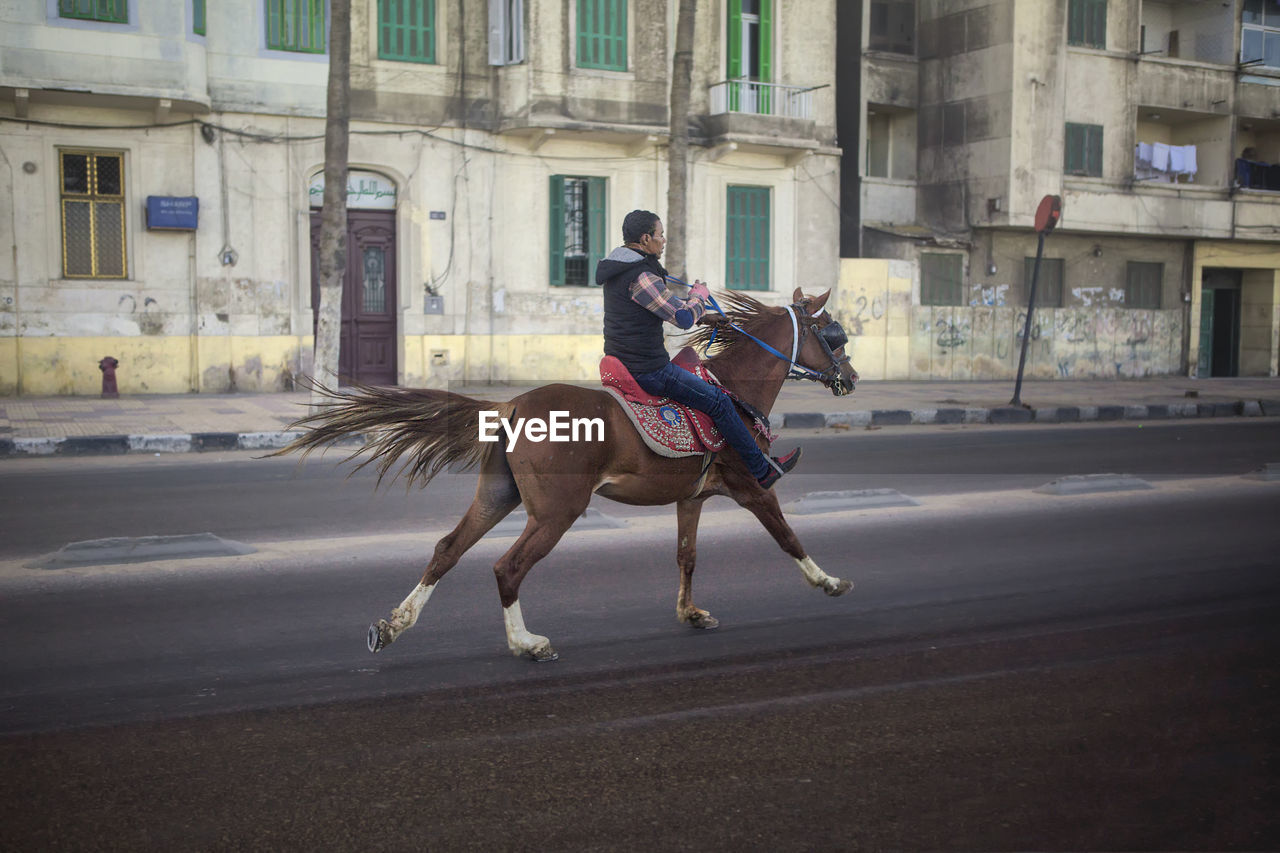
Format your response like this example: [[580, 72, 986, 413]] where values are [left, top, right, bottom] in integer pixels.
[[839, 0, 1280, 380], [0, 0, 840, 395]]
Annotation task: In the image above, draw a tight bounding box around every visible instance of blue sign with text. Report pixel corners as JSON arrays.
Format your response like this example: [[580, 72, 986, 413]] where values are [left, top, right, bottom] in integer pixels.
[[146, 196, 199, 231]]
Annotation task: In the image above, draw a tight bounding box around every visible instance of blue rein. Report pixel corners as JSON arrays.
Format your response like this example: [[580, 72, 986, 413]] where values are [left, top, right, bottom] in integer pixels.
[[666, 276, 828, 382]]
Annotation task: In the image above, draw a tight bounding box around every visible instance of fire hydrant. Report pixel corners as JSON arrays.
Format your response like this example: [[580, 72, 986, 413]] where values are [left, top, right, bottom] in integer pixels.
[[99, 356, 120, 399]]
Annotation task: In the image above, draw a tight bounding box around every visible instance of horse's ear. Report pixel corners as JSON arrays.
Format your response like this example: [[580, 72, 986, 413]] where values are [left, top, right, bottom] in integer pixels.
[[809, 289, 831, 314], [792, 287, 804, 304]]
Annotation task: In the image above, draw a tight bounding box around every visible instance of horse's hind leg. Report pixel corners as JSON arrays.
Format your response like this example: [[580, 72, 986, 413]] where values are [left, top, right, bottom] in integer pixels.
[[725, 472, 853, 597], [368, 462, 521, 653], [676, 498, 719, 629], [493, 503, 584, 662]]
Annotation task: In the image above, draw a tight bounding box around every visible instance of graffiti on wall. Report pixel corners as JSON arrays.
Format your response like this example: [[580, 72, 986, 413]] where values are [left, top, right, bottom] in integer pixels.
[[970, 284, 1009, 307]]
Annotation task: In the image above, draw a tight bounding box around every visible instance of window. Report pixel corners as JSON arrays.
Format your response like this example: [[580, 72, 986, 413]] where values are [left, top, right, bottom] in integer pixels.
[[920, 253, 963, 306], [1068, 0, 1106, 48], [1126, 262, 1163, 309], [488, 0, 526, 65], [869, 0, 914, 55], [59, 0, 127, 23], [1065, 123, 1104, 177], [727, 0, 773, 112], [193, 0, 206, 35], [577, 0, 626, 71], [266, 0, 325, 53], [1024, 257, 1064, 308], [1242, 0, 1280, 68], [725, 186, 770, 291], [549, 176, 606, 287], [60, 151, 127, 279], [379, 0, 435, 62]]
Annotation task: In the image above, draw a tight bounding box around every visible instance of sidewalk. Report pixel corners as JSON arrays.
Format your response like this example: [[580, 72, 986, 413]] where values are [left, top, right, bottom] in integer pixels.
[[2, 376, 1279, 457]]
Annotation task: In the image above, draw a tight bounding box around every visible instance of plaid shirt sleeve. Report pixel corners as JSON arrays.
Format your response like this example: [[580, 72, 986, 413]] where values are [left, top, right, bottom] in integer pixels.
[[629, 272, 708, 330]]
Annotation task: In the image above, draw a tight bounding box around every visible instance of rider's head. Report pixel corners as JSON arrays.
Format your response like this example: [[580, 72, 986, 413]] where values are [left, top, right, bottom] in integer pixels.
[[622, 210, 664, 258]]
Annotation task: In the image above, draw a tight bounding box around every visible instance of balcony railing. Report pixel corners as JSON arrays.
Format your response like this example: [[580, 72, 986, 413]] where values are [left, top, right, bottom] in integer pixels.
[[708, 80, 815, 120]]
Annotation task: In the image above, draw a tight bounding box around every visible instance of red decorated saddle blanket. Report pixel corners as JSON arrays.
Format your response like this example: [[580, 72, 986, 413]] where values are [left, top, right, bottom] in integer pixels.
[[599, 349, 727, 457]]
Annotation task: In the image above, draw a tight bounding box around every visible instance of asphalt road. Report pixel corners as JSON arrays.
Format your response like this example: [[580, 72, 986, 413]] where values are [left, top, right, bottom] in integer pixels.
[[1, 419, 1278, 560], [0, 422, 1277, 850]]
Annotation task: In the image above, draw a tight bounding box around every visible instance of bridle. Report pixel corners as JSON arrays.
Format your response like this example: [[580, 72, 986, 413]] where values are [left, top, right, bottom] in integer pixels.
[[698, 291, 855, 395]]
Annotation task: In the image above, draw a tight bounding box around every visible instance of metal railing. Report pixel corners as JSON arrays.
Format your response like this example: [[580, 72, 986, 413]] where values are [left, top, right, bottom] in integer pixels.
[[708, 80, 815, 120]]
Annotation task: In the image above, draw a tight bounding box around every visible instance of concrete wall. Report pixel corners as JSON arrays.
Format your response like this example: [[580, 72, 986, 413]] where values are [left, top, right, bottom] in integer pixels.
[[836, 257, 1184, 380]]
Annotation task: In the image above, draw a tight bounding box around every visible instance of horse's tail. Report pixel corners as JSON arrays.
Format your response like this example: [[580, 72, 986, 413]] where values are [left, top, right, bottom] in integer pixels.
[[272, 379, 515, 488]]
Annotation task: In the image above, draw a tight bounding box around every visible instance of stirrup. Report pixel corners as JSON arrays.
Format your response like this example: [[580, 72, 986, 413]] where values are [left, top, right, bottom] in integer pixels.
[[757, 447, 802, 489]]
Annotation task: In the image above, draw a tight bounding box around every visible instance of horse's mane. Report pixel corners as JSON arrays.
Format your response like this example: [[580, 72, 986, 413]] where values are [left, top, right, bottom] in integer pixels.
[[683, 292, 785, 359]]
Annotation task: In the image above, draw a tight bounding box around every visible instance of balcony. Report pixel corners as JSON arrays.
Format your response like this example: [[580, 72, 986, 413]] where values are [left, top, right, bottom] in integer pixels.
[[708, 80, 817, 120], [702, 80, 821, 158]]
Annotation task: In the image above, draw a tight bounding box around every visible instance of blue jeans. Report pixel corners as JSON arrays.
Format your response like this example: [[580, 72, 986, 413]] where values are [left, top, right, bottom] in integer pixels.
[[632, 362, 771, 480]]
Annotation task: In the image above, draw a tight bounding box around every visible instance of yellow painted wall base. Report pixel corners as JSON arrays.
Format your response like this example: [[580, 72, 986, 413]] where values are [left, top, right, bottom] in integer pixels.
[[3, 336, 311, 396]]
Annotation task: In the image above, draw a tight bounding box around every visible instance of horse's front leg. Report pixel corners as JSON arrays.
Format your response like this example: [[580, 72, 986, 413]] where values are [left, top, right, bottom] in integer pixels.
[[676, 497, 719, 629], [724, 470, 853, 597]]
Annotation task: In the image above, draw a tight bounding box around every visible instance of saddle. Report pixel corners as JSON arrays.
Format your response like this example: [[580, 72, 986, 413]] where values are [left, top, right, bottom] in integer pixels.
[[600, 348, 727, 458]]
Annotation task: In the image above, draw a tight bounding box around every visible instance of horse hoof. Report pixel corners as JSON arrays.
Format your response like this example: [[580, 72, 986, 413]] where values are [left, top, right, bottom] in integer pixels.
[[368, 620, 392, 653], [528, 644, 559, 662], [688, 612, 720, 630], [825, 579, 853, 597]]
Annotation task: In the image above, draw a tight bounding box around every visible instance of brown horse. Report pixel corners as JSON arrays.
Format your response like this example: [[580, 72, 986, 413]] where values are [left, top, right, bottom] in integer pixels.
[[277, 288, 858, 661]]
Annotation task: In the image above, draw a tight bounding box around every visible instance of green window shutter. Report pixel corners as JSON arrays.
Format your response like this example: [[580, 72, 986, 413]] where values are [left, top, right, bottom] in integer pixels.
[[759, 1, 772, 82], [727, 0, 743, 78], [1068, 0, 1106, 48], [1064, 123, 1082, 174], [577, 0, 626, 70], [1067, 0, 1083, 45], [193, 0, 206, 34], [1065, 123, 1102, 176], [1024, 257, 1064, 308], [308, 0, 325, 51], [758, 1, 773, 112], [587, 177, 607, 284], [267, 0, 282, 48], [1088, 0, 1106, 48], [267, 0, 325, 53], [549, 176, 566, 286], [60, 0, 127, 23], [1126, 262, 1162, 309], [1087, 125, 1103, 177], [380, 0, 436, 62], [725, 186, 770, 291], [921, 253, 962, 306]]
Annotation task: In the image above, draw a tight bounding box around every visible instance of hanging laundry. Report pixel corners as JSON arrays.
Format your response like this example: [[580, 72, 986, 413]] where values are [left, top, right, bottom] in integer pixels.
[[1151, 142, 1171, 172], [1180, 145, 1197, 178]]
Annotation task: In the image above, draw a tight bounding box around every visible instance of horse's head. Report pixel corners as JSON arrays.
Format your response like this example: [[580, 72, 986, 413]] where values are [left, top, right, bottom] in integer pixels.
[[791, 288, 858, 397]]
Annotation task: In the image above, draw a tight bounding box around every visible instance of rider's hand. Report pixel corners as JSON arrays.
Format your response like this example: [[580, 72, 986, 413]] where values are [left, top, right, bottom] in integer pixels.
[[689, 280, 710, 302]]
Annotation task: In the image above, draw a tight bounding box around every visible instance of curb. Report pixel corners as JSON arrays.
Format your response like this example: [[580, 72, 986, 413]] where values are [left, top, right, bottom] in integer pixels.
[[1, 400, 1275, 458]]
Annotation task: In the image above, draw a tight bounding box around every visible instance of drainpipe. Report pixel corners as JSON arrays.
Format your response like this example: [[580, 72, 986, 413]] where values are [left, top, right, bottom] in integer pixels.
[[0, 145, 20, 394]]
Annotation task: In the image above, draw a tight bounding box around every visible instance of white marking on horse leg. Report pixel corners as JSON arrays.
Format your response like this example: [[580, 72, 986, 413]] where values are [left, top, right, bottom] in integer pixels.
[[502, 600, 557, 660], [795, 556, 853, 596], [388, 582, 435, 637]]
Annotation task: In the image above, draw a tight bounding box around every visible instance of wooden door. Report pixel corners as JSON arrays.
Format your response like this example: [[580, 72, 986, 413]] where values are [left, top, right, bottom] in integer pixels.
[[310, 209, 398, 386]]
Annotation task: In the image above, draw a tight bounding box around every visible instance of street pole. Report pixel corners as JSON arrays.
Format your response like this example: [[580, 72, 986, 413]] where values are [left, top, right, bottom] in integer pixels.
[[1010, 195, 1061, 408], [1010, 231, 1044, 408]]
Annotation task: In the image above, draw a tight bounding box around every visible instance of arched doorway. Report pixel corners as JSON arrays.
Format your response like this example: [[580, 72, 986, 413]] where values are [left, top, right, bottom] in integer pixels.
[[309, 171, 398, 386]]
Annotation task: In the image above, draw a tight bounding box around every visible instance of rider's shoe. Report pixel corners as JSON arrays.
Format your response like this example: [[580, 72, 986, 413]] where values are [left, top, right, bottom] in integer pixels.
[[757, 447, 802, 490]]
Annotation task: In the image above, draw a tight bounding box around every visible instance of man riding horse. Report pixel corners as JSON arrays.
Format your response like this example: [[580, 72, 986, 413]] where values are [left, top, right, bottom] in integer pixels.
[[597, 209, 802, 490]]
